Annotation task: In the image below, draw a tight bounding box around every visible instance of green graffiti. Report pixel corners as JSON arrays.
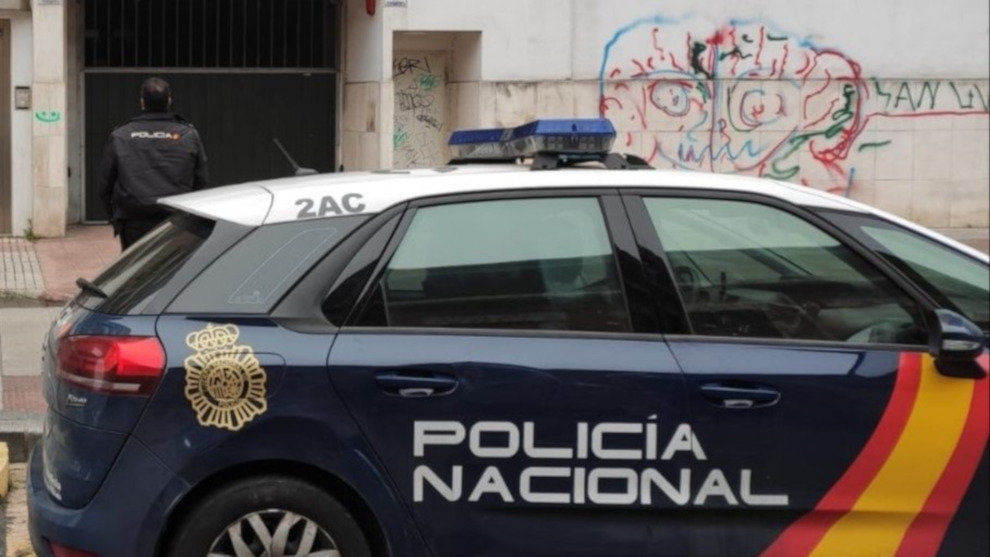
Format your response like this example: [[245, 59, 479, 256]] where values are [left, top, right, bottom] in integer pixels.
[[857, 140, 892, 152], [393, 128, 408, 149], [34, 110, 62, 123], [416, 74, 440, 91], [695, 81, 710, 102], [761, 84, 860, 180], [689, 41, 713, 80]]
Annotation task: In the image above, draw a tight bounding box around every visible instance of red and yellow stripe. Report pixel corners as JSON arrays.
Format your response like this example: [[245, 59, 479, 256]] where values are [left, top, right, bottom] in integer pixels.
[[762, 352, 989, 557]]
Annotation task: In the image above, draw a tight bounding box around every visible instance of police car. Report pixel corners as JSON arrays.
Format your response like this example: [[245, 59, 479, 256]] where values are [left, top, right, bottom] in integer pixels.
[[28, 119, 989, 557]]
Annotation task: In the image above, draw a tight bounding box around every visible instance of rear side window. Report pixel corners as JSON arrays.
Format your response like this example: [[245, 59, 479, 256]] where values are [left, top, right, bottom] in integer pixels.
[[355, 197, 631, 332], [643, 197, 926, 345], [169, 216, 367, 314], [81, 214, 213, 315]]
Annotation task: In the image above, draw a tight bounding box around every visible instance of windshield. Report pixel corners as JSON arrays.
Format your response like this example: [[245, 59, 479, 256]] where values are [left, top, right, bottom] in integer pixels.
[[825, 211, 989, 330]]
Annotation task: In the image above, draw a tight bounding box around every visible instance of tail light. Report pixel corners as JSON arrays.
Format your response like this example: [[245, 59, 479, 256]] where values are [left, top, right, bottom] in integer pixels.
[[48, 540, 97, 557], [56, 336, 165, 396]]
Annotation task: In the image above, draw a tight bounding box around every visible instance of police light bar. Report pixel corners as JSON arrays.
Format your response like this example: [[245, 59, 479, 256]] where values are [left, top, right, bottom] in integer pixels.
[[449, 118, 616, 162]]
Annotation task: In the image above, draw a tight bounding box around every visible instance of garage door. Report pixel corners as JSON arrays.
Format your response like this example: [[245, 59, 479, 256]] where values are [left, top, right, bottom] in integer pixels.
[[82, 0, 338, 222]]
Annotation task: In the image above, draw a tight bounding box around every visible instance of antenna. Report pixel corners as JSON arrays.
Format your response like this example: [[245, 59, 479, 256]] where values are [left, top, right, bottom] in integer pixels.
[[273, 138, 318, 176]]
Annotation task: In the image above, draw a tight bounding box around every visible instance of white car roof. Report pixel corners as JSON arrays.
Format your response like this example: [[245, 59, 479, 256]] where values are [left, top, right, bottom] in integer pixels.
[[160, 165, 988, 263]]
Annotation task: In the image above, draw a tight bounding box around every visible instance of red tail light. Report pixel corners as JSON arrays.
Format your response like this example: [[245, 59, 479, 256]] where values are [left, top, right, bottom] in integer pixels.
[[56, 335, 166, 396], [48, 540, 97, 557]]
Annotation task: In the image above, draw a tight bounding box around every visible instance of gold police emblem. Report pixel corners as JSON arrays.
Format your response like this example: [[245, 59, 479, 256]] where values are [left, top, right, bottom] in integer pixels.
[[184, 324, 267, 432]]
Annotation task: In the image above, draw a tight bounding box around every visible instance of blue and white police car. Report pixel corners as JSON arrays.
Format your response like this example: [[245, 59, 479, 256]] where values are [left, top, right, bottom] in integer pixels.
[[29, 119, 989, 557]]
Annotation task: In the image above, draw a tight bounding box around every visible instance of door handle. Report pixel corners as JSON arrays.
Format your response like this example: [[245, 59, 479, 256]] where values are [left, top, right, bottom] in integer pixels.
[[699, 382, 781, 409], [375, 372, 458, 397]]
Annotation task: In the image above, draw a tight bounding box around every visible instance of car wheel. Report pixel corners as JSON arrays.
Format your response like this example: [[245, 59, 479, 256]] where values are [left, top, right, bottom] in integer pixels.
[[166, 475, 372, 557]]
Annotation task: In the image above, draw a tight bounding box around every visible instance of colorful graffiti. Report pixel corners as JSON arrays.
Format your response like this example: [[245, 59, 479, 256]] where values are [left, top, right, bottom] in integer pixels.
[[598, 16, 989, 193]]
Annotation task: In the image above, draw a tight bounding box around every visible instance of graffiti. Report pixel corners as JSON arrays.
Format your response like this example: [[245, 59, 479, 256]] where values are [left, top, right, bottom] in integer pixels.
[[857, 140, 892, 152], [394, 56, 433, 77], [416, 113, 444, 131], [394, 52, 448, 168], [871, 80, 990, 112], [417, 73, 441, 91], [397, 90, 436, 111], [394, 127, 409, 149], [34, 110, 62, 124], [598, 16, 989, 194]]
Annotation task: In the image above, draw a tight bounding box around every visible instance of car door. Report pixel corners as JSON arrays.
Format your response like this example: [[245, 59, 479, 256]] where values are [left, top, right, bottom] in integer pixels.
[[326, 191, 696, 557], [624, 191, 988, 557]]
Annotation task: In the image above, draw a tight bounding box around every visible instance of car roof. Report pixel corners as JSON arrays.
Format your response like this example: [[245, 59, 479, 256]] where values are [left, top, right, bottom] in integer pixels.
[[159, 165, 989, 263], [161, 164, 862, 224]]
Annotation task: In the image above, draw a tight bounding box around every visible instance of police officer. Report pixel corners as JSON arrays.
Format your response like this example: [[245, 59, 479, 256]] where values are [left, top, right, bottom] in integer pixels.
[[98, 77, 210, 250]]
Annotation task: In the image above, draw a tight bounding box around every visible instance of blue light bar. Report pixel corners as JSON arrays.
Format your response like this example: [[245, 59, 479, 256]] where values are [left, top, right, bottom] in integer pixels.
[[449, 118, 616, 161]]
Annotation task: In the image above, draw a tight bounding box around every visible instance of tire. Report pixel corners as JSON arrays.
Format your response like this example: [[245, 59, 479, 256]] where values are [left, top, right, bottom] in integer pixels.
[[166, 475, 372, 557]]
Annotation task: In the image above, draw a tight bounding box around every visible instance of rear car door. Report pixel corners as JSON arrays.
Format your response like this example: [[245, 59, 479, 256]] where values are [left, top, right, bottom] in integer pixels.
[[624, 191, 988, 556], [326, 191, 695, 557]]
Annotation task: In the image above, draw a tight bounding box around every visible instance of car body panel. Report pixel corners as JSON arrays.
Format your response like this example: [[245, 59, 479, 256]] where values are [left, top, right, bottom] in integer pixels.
[[327, 331, 690, 557], [132, 315, 430, 556], [28, 436, 182, 557], [28, 165, 989, 557], [39, 305, 159, 509]]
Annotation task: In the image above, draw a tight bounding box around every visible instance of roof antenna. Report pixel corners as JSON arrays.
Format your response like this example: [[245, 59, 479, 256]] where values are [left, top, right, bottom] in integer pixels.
[[273, 138, 318, 176]]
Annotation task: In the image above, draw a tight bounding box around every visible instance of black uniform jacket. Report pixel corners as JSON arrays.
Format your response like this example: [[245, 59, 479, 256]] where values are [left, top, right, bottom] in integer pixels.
[[98, 112, 210, 222]]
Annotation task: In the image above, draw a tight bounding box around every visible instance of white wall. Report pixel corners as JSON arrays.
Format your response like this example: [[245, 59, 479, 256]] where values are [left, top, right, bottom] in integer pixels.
[[9, 13, 31, 236], [378, 0, 990, 81], [339, 0, 989, 237], [573, 0, 989, 80]]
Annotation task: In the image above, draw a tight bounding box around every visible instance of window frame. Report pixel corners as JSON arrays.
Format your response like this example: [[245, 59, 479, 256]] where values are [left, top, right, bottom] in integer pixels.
[[340, 188, 659, 339], [621, 188, 940, 350]]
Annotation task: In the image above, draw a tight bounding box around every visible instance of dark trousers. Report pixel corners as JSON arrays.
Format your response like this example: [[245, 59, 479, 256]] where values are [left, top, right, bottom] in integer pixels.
[[118, 218, 166, 250]]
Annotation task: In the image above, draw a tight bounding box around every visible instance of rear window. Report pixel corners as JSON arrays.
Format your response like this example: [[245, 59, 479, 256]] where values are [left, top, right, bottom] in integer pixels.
[[79, 214, 214, 314]]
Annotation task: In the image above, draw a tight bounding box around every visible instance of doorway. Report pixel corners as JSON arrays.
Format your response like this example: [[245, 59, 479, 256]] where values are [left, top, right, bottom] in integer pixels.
[[0, 19, 11, 234]]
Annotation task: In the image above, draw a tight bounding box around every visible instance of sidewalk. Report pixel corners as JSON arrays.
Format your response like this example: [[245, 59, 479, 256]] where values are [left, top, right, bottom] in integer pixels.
[[0, 226, 118, 456], [33, 225, 118, 304], [0, 225, 117, 305]]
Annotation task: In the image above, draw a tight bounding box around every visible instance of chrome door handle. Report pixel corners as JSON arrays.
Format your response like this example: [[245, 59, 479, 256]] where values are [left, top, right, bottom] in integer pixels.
[[375, 371, 458, 397], [397, 387, 436, 398], [699, 382, 781, 409]]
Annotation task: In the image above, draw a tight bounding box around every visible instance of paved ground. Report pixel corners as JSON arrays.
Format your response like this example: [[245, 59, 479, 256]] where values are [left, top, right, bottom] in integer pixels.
[[34, 226, 118, 304], [0, 225, 116, 306], [0, 240, 43, 301]]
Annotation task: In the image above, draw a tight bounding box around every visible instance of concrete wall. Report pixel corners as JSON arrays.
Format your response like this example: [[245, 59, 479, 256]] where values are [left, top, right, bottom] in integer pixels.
[[341, 0, 989, 240], [7, 12, 31, 236], [29, 0, 67, 237]]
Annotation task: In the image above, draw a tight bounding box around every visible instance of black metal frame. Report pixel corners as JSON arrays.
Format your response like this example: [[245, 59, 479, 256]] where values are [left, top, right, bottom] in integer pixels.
[[84, 0, 338, 70]]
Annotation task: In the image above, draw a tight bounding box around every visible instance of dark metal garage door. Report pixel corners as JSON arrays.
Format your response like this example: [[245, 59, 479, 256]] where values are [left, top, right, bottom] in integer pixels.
[[83, 0, 338, 222]]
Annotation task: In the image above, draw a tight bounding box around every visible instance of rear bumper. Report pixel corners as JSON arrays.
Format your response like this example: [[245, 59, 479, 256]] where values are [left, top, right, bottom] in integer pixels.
[[28, 437, 185, 557]]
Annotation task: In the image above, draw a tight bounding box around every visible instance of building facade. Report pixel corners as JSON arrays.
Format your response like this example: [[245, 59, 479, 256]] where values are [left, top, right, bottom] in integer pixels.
[[3, 0, 989, 248]]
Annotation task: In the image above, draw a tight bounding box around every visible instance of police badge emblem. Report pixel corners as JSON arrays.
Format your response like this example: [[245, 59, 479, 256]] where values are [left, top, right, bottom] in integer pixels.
[[184, 324, 267, 431]]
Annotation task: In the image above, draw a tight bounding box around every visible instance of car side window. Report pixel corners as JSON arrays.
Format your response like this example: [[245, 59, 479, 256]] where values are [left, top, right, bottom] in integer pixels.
[[354, 197, 631, 332], [643, 197, 926, 344], [825, 212, 989, 332]]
